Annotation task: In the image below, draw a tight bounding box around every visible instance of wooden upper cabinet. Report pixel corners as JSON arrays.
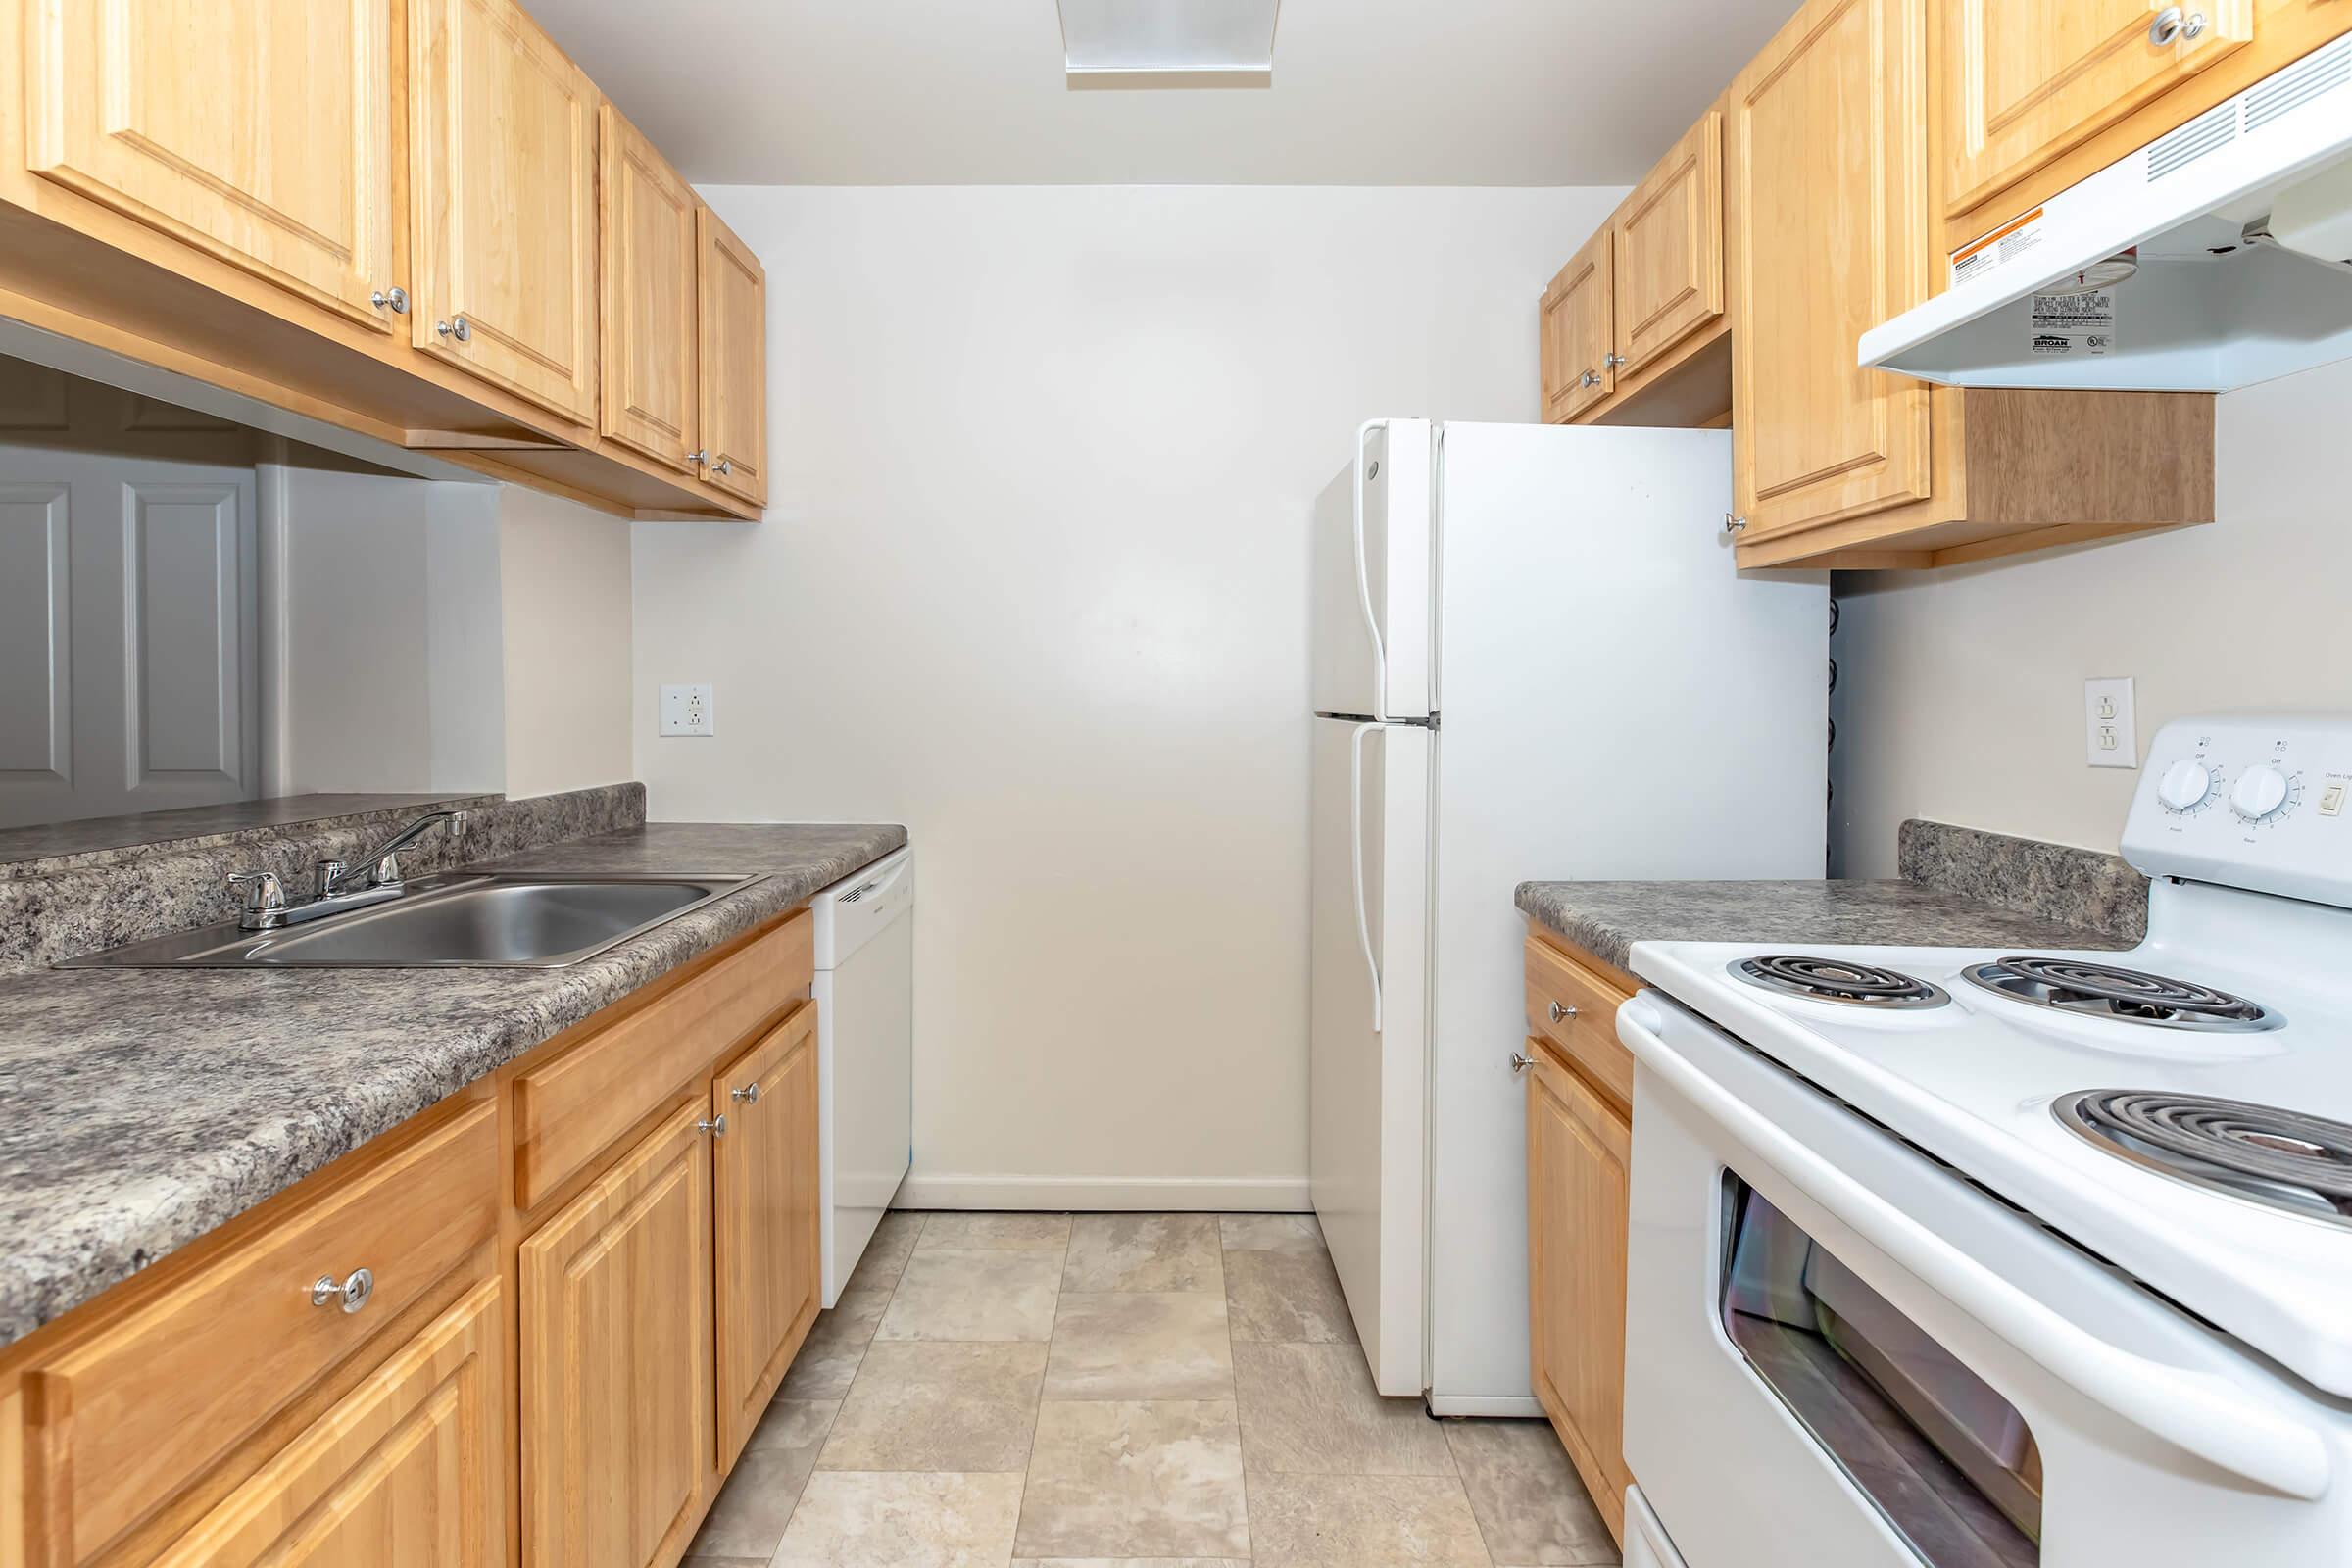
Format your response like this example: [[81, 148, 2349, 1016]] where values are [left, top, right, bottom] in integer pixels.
[[1540, 226, 1614, 422], [151, 1280, 506, 1568], [1729, 0, 1935, 541], [1612, 109, 1726, 379], [712, 1002, 822, 1470], [600, 102, 701, 471], [1526, 1045, 1632, 1548], [24, 0, 401, 332], [697, 206, 769, 505], [1944, 0, 2255, 219], [409, 0, 599, 424], [520, 1102, 713, 1568]]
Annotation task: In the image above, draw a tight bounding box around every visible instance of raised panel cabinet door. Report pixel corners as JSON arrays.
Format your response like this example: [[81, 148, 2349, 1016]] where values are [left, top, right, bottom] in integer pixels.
[[1539, 225, 1614, 422], [24, 0, 400, 331], [150, 1278, 506, 1568], [1730, 0, 1936, 539], [1945, 0, 2255, 218], [1612, 109, 1726, 378], [409, 0, 599, 423], [520, 1102, 713, 1568], [697, 205, 768, 505], [1526, 1049, 1631, 1546], [599, 102, 700, 470], [711, 1001, 822, 1470]]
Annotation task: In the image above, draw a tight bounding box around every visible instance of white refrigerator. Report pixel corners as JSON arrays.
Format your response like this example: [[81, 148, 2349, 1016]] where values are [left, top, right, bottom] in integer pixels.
[[1309, 418, 1827, 1413]]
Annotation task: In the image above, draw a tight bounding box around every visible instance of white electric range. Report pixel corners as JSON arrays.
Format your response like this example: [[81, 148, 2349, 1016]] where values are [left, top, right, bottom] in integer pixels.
[[1611, 713, 2352, 1568]]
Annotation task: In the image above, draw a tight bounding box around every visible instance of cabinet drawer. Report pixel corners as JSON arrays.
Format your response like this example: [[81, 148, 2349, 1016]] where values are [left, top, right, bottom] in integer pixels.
[[514, 909, 813, 1208], [21, 1101, 497, 1566], [1525, 937, 1636, 1113]]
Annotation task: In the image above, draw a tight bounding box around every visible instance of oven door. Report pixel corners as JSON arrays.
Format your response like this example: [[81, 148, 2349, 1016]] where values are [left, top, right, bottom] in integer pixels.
[[1616, 992, 2346, 1568]]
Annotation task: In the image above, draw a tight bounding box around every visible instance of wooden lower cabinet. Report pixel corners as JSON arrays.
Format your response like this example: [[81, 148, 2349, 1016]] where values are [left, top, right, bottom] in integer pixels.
[[712, 1002, 824, 1469], [1526, 1044, 1634, 1547], [520, 1101, 715, 1568], [151, 1278, 506, 1567]]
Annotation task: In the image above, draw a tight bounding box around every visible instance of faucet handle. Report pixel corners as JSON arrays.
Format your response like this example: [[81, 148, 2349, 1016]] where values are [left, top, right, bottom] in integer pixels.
[[312, 858, 348, 899], [226, 871, 288, 915]]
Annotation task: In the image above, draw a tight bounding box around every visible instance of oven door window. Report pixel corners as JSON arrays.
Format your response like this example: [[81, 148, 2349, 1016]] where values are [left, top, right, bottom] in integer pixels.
[[1721, 1174, 2042, 1567]]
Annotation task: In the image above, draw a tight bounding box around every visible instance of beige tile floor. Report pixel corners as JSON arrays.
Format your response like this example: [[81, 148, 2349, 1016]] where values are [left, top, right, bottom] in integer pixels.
[[685, 1210, 1621, 1568]]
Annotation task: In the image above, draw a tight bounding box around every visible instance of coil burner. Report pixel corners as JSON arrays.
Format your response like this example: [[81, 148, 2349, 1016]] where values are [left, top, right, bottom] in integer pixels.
[[1730, 955, 1949, 1009], [2055, 1090, 2352, 1225], [1965, 956, 2279, 1033]]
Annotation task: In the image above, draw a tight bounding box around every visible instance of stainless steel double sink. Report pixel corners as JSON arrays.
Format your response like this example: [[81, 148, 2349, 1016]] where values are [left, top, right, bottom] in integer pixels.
[[60, 872, 752, 969]]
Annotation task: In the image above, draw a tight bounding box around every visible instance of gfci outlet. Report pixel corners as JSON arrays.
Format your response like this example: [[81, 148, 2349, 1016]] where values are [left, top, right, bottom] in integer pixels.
[[2085, 676, 2136, 768], [660, 683, 715, 738]]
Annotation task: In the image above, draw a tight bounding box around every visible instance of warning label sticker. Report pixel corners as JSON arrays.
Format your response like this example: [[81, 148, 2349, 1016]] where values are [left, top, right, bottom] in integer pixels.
[[1950, 207, 2046, 287], [2029, 288, 2116, 357]]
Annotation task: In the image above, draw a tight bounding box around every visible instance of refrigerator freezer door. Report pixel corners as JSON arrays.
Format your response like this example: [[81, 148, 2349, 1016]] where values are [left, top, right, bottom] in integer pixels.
[[1311, 418, 1433, 721], [1309, 714, 1432, 1396]]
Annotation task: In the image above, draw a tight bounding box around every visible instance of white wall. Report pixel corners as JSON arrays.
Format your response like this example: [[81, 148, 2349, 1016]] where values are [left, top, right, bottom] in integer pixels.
[[498, 485, 634, 798], [1830, 355, 2352, 876], [631, 184, 1623, 1206]]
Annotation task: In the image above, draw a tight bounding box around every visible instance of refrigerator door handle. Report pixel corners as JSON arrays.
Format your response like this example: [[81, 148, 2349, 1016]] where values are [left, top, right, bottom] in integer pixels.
[[1349, 719, 1383, 1032], [1351, 418, 1390, 723]]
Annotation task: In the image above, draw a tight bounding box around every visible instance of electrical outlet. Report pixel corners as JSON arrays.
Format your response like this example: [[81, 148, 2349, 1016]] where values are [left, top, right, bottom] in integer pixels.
[[2085, 676, 2135, 768], [659, 683, 715, 738]]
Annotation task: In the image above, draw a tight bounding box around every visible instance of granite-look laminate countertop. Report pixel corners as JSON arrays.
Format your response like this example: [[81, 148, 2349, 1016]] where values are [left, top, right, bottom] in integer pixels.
[[0, 822, 906, 1348], [1513, 878, 2132, 975]]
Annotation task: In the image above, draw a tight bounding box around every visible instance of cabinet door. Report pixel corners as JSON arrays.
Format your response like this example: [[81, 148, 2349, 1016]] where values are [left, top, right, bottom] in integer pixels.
[[24, 0, 399, 331], [600, 102, 701, 470], [1945, 0, 2254, 218], [1613, 109, 1726, 378], [1539, 226, 1614, 422], [521, 1102, 712, 1568], [409, 0, 598, 422], [1526, 1048, 1631, 1545], [711, 1002, 822, 1469], [697, 206, 768, 506], [151, 1279, 505, 1568], [1729, 0, 1935, 540]]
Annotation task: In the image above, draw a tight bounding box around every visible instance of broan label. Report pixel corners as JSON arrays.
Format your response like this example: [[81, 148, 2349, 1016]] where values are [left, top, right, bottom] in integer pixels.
[[1950, 207, 2046, 286], [2029, 288, 2117, 357]]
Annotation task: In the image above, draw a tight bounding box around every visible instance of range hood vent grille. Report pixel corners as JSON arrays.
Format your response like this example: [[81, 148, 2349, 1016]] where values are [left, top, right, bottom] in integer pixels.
[[2148, 102, 2238, 181], [2247, 35, 2352, 134]]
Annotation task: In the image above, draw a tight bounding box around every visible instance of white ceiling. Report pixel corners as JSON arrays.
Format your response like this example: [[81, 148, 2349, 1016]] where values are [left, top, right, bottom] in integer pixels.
[[525, 1, 1795, 186]]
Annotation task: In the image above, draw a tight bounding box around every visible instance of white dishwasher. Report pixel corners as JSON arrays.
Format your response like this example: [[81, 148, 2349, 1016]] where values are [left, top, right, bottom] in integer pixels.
[[811, 845, 913, 1305]]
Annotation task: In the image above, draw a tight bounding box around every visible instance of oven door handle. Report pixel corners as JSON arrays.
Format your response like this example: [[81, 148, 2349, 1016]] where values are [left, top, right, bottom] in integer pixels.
[[1621, 999, 2334, 1502]]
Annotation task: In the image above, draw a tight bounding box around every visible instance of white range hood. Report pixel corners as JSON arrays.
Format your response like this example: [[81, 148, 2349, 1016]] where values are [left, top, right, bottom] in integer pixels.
[[1861, 33, 2352, 392]]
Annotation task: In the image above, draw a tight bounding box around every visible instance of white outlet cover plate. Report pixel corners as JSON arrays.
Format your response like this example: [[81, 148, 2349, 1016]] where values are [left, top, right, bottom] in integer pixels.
[[660, 683, 715, 738], [2085, 676, 2135, 768]]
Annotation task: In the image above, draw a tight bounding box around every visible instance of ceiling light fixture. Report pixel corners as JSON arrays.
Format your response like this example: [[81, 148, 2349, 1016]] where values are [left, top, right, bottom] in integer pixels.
[[1057, 0, 1281, 89]]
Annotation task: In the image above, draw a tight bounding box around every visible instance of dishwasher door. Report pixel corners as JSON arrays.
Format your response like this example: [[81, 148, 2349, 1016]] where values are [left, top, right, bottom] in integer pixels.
[[812, 846, 914, 1304]]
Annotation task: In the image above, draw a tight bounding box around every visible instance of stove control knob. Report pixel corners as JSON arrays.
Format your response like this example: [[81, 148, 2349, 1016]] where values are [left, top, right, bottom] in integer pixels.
[[2156, 760, 2212, 811], [2230, 765, 2291, 821]]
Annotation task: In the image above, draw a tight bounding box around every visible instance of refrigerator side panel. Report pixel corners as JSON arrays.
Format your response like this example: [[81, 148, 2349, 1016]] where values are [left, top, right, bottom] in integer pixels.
[[1423, 421, 1828, 1409], [1309, 715, 1431, 1397]]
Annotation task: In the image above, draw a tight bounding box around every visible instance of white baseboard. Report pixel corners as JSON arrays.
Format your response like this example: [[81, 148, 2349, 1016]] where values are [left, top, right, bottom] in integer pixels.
[[1427, 1394, 1545, 1419], [894, 1173, 1311, 1212]]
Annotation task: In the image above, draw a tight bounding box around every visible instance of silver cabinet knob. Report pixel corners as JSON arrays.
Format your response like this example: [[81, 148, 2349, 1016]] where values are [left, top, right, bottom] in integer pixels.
[[435, 316, 471, 342], [697, 1114, 727, 1137], [1604, 352, 1627, 368], [1579, 369, 1602, 388], [713, 457, 734, 476], [1547, 1000, 1578, 1024], [1510, 1051, 1536, 1074], [686, 449, 708, 466], [2148, 6, 2205, 44], [1723, 513, 1749, 536], [730, 1081, 761, 1103], [370, 285, 409, 314], [312, 1267, 373, 1314]]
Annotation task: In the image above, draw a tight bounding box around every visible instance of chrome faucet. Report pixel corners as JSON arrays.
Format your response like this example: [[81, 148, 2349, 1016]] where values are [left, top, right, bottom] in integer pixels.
[[226, 809, 469, 931]]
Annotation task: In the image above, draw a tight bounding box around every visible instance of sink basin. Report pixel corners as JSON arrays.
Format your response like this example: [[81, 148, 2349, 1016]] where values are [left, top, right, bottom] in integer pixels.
[[59, 872, 752, 968]]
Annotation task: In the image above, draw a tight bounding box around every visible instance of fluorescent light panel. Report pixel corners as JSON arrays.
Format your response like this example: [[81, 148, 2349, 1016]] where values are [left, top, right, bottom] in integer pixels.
[[1059, 0, 1280, 88]]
